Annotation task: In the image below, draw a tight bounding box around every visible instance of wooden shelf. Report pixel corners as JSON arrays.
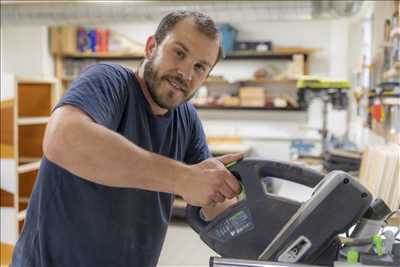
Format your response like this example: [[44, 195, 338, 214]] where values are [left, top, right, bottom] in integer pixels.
[[194, 105, 303, 111], [17, 81, 55, 117], [16, 77, 58, 84], [238, 79, 297, 84], [18, 160, 41, 174], [60, 47, 316, 60], [19, 157, 42, 163], [61, 51, 145, 59], [18, 116, 50, 125], [1, 77, 59, 238], [18, 197, 30, 203], [224, 48, 317, 60], [204, 79, 297, 85]]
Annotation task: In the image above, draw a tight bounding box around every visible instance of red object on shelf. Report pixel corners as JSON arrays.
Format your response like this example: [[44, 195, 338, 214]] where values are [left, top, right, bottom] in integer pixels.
[[372, 99, 384, 122]]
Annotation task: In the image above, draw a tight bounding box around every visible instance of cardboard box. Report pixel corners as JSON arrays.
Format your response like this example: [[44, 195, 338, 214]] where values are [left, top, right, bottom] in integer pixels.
[[48, 26, 77, 54], [239, 87, 265, 98]]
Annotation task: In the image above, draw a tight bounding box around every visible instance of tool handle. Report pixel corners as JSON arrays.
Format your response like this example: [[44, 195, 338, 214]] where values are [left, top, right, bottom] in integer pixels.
[[185, 205, 208, 234], [186, 159, 324, 233], [228, 158, 323, 198]]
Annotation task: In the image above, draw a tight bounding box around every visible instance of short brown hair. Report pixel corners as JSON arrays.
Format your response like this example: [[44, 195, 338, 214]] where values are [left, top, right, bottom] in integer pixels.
[[154, 11, 224, 65]]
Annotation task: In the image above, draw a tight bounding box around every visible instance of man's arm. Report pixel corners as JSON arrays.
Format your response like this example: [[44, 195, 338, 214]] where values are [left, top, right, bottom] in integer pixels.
[[43, 105, 241, 207]]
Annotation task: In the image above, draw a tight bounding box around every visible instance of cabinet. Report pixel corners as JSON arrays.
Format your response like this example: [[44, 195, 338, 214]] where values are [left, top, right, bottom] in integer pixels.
[[0, 75, 60, 238]]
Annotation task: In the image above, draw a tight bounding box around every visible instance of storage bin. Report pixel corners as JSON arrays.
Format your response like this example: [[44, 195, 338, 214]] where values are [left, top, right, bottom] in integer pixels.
[[218, 24, 237, 53]]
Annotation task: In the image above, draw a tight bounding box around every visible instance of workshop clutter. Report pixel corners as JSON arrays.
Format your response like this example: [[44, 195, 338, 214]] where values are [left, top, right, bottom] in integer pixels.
[[323, 149, 362, 173], [49, 26, 144, 54], [239, 87, 265, 107], [368, 82, 400, 144], [191, 83, 299, 110], [217, 23, 273, 53]]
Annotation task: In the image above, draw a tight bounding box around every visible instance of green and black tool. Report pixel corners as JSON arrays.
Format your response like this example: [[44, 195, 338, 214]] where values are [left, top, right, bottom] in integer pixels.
[[186, 158, 373, 266]]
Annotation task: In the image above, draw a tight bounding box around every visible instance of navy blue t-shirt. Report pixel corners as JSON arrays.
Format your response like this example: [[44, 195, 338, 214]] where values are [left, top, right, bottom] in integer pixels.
[[11, 63, 211, 267]]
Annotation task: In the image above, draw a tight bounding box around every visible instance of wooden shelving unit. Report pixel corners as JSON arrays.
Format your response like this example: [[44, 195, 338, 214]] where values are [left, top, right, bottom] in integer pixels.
[[14, 78, 59, 232], [53, 47, 316, 99]]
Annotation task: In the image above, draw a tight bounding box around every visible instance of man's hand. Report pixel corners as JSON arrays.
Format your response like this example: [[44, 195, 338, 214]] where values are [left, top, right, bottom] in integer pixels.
[[175, 152, 244, 208]]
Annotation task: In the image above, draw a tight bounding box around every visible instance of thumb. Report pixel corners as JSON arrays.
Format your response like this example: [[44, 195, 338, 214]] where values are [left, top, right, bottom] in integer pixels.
[[216, 152, 245, 165]]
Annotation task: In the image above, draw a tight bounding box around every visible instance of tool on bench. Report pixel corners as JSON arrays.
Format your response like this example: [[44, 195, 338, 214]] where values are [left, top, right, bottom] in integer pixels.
[[186, 158, 373, 266]]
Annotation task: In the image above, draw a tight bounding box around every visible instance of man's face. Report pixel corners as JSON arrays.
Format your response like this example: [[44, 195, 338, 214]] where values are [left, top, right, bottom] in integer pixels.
[[143, 19, 219, 110]]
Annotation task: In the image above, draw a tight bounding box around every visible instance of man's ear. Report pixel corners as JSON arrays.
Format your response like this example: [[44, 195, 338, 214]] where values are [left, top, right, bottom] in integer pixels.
[[145, 36, 157, 59]]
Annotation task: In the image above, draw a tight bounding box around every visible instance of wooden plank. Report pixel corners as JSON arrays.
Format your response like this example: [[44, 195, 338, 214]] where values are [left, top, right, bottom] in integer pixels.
[[19, 170, 38, 198], [0, 189, 14, 207], [18, 124, 46, 158], [0, 145, 14, 159], [18, 201, 28, 213], [18, 197, 30, 203], [17, 116, 50, 125], [16, 77, 58, 84], [18, 160, 41, 174], [18, 82, 52, 117], [0, 242, 14, 266], [0, 99, 14, 158], [19, 157, 41, 163]]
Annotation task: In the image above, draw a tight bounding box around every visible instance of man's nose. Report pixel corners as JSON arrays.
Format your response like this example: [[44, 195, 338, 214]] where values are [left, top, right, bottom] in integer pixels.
[[177, 63, 193, 82]]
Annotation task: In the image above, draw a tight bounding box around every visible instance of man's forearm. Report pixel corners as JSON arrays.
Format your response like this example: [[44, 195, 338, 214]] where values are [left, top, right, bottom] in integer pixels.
[[44, 106, 190, 193]]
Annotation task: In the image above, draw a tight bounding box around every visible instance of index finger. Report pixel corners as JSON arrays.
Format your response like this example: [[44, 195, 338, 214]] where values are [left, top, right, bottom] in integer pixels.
[[223, 169, 241, 194], [216, 152, 245, 165]]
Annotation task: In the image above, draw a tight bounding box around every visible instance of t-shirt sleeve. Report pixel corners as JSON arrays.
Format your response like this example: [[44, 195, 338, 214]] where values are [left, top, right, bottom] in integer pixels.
[[54, 63, 128, 131], [184, 106, 211, 164]]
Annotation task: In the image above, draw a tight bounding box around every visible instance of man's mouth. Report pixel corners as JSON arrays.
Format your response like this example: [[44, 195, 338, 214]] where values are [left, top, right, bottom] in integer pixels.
[[166, 78, 187, 95]]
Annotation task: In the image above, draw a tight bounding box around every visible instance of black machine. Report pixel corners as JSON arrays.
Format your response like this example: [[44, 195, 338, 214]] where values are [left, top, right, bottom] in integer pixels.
[[186, 158, 373, 266]]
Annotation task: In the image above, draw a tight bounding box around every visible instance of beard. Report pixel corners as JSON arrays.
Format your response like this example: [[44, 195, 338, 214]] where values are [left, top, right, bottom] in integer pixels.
[[143, 58, 194, 110]]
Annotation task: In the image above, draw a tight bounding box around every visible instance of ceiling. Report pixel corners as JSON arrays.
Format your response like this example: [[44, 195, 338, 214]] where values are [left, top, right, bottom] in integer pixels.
[[1, 1, 365, 26]]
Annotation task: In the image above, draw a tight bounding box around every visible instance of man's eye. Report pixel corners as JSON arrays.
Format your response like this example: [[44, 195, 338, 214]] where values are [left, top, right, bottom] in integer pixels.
[[195, 64, 206, 73], [176, 50, 185, 58]]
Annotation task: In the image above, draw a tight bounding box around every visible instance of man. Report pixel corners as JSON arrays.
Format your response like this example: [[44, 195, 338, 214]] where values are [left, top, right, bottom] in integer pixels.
[[11, 11, 242, 267]]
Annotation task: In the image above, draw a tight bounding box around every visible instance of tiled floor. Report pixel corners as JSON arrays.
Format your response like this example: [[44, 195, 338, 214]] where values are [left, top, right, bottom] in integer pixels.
[[158, 220, 218, 267]]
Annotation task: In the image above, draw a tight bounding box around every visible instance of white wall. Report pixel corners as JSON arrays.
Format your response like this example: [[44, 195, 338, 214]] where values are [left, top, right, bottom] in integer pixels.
[[1, 18, 355, 159], [1, 17, 354, 85], [1, 26, 54, 78], [107, 19, 343, 80]]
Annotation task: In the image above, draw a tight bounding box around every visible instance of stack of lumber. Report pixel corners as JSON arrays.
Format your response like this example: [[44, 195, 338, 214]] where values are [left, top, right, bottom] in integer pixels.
[[359, 144, 399, 211]]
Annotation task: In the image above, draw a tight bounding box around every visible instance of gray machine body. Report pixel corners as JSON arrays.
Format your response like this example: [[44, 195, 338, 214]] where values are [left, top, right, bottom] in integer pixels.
[[186, 158, 372, 266]]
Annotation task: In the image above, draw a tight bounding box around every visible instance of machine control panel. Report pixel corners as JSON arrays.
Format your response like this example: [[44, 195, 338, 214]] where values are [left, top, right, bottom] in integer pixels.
[[211, 207, 254, 243]]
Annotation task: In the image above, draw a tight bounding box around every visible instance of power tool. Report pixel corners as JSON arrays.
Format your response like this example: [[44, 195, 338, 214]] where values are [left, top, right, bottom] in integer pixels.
[[186, 158, 373, 266]]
